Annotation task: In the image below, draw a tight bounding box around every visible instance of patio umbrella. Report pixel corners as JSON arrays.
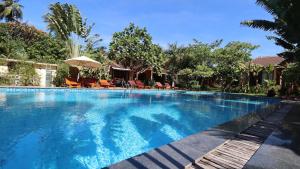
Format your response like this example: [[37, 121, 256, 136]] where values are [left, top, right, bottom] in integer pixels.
[[65, 56, 101, 81]]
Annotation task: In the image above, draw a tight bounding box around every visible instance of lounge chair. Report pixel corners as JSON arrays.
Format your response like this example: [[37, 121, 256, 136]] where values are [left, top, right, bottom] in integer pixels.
[[128, 80, 137, 88], [83, 78, 97, 88], [99, 80, 111, 88], [65, 78, 81, 88], [135, 80, 151, 89], [164, 83, 171, 89], [155, 82, 164, 89]]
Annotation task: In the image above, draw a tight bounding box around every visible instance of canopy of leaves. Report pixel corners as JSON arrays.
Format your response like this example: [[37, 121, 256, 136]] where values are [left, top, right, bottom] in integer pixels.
[[109, 23, 165, 74], [0, 0, 23, 22], [165, 40, 221, 76], [178, 68, 193, 77], [193, 65, 214, 78], [0, 22, 67, 63], [166, 40, 258, 86], [241, 0, 300, 62], [283, 63, 300, 84], [215, 41, 259, 80]]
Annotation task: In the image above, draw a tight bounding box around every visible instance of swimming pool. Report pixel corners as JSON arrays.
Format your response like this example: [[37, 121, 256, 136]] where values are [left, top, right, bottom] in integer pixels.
[[0, 88, 279, 169]]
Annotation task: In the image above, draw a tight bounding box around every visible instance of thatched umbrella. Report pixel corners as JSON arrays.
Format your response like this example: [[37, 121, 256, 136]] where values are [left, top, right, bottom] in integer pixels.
[[65, 56, 101, 81]]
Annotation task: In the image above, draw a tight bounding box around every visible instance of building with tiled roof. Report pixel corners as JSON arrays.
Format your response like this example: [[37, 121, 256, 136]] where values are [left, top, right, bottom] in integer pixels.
[[251, 56, 285, 67], [250, 56, 287, 85]]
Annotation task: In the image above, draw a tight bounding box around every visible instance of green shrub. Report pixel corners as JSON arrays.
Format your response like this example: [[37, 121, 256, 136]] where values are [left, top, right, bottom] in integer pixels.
[[0, 75, 10, 85], [191, 84, 201, 91], [53, 63, 70, 87], [9, 62, 40, 86]]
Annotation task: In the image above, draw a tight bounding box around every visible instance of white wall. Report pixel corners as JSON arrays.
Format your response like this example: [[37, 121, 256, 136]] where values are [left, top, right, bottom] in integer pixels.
[[0, 65, 8, 75], [35, 68, 57, 87], [0, 65, 57, 87], [35, 68, 46, 87]]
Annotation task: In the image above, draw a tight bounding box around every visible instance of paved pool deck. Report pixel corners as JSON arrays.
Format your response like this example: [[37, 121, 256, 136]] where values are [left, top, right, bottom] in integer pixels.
[[244, 102, 300, 169], [106, 102, 300, 169]]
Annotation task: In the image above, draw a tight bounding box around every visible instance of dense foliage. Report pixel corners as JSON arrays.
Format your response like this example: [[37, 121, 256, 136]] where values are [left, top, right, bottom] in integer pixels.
[[109, 23, 165, 79], [283, 63, 300, 85], [53, 63, 70, 87], [0, 22, 67, 63], [166, 40, 258, 91]]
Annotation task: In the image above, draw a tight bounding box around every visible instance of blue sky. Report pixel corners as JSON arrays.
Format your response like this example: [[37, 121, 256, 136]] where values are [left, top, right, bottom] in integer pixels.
[[21, 0, 282, 58]]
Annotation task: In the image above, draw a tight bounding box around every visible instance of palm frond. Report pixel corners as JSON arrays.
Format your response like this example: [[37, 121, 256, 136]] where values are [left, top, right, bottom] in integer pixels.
[[267, 36, 296, 50], [256, 0, 283, 17], [241, 19, 278, 31]]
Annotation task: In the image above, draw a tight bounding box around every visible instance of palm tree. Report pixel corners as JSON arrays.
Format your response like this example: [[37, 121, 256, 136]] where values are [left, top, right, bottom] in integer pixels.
[[241, 0, 300, 62], [44, 2, 91, 40], [44, 2, 92, 58], [0, 0, 23, 22]]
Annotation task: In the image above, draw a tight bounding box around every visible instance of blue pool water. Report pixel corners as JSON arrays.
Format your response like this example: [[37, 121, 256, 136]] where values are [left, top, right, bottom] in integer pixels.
[[0, 89, 279, 169]]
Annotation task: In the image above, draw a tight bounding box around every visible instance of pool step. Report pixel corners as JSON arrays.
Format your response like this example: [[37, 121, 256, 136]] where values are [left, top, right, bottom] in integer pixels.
[[188, 121, 276, 169]]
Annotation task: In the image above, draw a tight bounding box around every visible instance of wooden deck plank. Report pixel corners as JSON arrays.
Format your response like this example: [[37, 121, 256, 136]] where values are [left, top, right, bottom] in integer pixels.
[[195, 158, 221, 169], [216, 147, 253, 158], [210, 151, 247, 165], [222, 142, 257, 152], [187, 120, 277, 169], [213, 149, 249, 161], [205, 154, 243, 169]]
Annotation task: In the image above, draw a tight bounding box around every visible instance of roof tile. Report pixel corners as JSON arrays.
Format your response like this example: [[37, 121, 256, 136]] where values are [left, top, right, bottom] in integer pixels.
[[251, 56, 285, 67]]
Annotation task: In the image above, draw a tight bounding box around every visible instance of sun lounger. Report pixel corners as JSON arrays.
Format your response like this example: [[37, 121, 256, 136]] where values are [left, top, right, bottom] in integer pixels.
[[83, 78, 97, 88], [135, 80, 151, 89], [155, 82, 164, 89], [128, 80, 137, 88], [100, 80, 112, 88], [65, 78, 81, 88], [164, 83, 171, 89]]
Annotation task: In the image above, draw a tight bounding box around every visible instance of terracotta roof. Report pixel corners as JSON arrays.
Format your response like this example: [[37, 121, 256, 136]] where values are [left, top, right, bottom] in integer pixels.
[[251, 56, 285, 67]]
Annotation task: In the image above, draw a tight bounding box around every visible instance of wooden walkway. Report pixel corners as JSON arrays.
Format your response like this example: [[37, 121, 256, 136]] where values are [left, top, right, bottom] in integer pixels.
[[188, 121, 276, 169]]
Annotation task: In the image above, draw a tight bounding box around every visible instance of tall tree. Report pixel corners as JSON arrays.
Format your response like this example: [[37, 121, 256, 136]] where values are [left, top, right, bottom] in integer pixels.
[[241, 0, 300, 62], [0, 0, 23, 22], [109, 23, 165, 79], [44, 2, 92, 58], [214, 41, 258, 89]]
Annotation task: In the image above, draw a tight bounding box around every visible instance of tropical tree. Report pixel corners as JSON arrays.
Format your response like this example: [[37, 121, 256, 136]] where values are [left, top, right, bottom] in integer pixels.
[[0, 0, 23, 22], [0, 22, 67, 63], [109, 23, 165, 80], [44, 2, 93, 58], [241, 0, 300, 62], [214, 41, 258, 90], [192, 64, 214, 86], [165, 43, 192, 77], [165, 40, 221, 83], [165, 40, 258, 90]]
